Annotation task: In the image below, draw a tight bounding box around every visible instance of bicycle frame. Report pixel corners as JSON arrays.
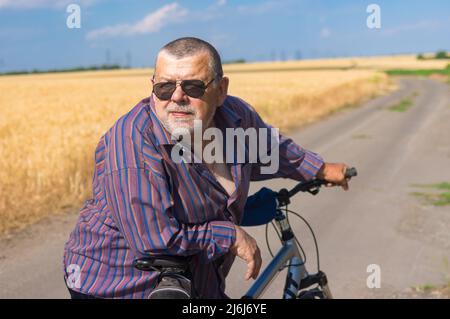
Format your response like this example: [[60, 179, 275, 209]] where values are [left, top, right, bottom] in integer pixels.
[[242, 207, 332, 299]]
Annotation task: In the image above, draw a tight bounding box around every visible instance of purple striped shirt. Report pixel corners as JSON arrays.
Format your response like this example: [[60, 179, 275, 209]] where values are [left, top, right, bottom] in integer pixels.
[[63, 94, 324, 298]]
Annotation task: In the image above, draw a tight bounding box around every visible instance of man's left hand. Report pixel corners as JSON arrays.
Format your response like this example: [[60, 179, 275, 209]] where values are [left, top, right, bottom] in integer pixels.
[[316, 162, 350, 191]]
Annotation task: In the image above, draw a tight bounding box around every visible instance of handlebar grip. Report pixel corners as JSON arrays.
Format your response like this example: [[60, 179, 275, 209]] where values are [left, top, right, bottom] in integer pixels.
[[345, 167, 357, 178]]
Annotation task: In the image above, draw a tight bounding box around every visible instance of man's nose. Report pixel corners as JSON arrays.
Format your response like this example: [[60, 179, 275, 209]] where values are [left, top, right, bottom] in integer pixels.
[[171, 83, 189, 103]]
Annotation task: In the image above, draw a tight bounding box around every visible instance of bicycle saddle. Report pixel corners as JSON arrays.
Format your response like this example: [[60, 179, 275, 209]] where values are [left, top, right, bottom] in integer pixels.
[[133, 255, 190, 272]]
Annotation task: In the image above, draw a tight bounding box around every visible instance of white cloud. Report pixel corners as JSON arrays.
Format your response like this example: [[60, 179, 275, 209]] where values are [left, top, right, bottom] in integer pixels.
[[86, 3, 188, 40], [0, 0, 99, 9], [320, 27, 331, 38]]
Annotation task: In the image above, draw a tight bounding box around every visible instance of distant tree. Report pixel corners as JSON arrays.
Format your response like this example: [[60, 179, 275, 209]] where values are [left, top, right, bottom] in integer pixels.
[[0, 64, 122, 76], [417, 53, 425, 60], [223, 59, 246, 64], [435, 51, 449, 59]]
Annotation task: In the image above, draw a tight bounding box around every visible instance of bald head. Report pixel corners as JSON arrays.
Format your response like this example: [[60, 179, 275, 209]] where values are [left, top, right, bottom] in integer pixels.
[[155, 37, 223, 79]]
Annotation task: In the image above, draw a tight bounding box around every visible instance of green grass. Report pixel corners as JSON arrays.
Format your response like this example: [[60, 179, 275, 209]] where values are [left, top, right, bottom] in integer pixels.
[[410, 182, 450, 206], [410, 192, 450, 206], [411, 182, 450, 190], [414, 284, 436, 291], [352, 133, 371, 139], [385, 64, 450, 77], [412, 282, 450, 297], [389, 98, 413, 112], [386, 64, 450, 85], [433, 182, 450, 190], [412, 255, 450, 296], [434, 192, 450, 206]]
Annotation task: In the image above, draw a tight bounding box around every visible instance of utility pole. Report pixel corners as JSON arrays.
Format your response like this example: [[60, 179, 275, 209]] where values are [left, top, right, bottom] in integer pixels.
[[105, 49, 111, 65], [126, 50, 132, 68]]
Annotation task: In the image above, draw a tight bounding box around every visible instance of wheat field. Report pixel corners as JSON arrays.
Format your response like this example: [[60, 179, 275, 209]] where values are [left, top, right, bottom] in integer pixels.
[[2, 55, 437, 235]]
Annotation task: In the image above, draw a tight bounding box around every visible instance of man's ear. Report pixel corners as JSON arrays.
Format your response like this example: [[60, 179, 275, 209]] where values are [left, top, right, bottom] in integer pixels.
[[217, 76, 229, 106]]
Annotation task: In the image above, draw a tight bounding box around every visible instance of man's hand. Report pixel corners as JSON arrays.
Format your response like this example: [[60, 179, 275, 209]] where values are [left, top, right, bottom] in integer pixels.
[[230, 225, 262, 281], [316, 162, 350, 191]]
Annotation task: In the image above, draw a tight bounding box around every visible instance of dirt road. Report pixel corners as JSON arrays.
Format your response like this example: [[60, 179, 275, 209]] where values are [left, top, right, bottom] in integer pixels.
[[1, 77, 449, 298]]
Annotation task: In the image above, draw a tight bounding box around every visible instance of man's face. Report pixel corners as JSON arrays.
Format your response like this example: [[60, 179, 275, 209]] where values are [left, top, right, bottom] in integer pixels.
[[152, 51, 228, 135]]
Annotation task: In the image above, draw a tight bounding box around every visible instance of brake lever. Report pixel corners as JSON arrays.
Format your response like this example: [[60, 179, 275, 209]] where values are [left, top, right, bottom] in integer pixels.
[[307, 187, 320, 195]]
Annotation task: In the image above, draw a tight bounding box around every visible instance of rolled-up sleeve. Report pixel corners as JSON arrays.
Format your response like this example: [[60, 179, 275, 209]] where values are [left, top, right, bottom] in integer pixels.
[[104, 167, 236, 261], [273, 136, 325, 181]]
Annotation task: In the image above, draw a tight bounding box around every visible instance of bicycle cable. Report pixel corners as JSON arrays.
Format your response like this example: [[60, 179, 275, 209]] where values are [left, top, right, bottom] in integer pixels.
[[283, 204, 307, 269], [285, 208, 320, 272], [264, 205, 321, 273]]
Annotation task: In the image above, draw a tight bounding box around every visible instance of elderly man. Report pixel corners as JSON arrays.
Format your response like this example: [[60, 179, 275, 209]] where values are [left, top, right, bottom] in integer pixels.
[[63, 37, 350, 299]]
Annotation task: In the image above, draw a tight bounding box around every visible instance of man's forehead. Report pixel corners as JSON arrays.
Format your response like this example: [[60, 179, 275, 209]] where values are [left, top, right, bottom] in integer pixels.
[[155, 52, 211, 80]]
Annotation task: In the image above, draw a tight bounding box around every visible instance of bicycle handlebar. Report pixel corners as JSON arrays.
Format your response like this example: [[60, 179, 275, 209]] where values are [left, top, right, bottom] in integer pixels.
[[344, 167, 358, 179], [284, 167, 358, 199]]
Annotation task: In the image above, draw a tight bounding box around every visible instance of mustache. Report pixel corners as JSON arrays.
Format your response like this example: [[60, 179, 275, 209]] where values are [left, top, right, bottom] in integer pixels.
[[166, 104, 195, 114]]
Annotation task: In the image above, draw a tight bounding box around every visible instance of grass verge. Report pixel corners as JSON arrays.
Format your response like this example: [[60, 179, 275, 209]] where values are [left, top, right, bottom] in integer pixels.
[[410, 182, 450, 206], [389, 98, 413, 112], [386, 64, 450, 85], [385, 64, 450, 76], [411, 283, 450, 298]]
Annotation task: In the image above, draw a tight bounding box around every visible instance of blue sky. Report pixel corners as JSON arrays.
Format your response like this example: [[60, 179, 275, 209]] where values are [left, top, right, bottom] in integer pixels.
[[0, 0, 449, 72]]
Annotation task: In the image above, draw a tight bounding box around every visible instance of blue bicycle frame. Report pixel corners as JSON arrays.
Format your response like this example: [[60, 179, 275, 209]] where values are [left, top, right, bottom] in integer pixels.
[[242, 207, 332, 299]]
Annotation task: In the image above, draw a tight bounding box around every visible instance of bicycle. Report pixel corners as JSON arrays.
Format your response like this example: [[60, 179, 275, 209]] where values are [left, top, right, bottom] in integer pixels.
[[134, 167, 358, 299]]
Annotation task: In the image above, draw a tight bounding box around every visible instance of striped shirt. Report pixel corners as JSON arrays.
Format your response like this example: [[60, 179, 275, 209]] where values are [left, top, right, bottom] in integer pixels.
[[63, 94, 324, 298]]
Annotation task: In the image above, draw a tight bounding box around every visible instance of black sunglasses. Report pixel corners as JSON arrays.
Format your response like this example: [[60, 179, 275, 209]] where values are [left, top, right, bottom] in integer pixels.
[[152, 77, 218, 100]]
